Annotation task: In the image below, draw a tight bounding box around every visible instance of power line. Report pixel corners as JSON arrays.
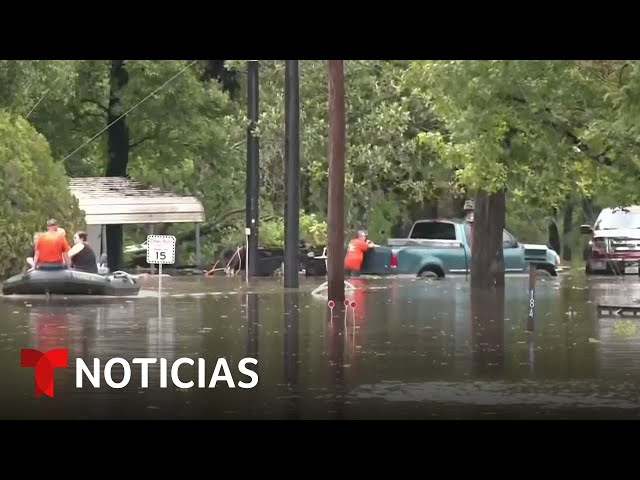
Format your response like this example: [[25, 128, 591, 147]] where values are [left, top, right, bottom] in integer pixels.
[[26, 89, 50, 119], [62, 60, 198, 163]]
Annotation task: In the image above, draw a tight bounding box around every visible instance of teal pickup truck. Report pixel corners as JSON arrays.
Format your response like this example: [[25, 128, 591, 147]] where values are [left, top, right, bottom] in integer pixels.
[[360, 218, 560, 278]]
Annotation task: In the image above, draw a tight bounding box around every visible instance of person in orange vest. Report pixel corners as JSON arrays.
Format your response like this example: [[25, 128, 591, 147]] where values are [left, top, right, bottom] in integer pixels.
[[344, 230, 375, 277], [33, 219, 70, 270]]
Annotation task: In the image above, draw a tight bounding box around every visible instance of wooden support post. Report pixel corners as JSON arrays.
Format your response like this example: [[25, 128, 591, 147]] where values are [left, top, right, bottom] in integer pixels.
[[327, 60, 346, 304]]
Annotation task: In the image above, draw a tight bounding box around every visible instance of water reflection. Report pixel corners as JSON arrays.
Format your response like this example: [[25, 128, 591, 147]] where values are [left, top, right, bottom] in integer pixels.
[[4, 275, 640, 418], [30, 311, 70, 353], [470, 288, 505, 376], [346, 278, 367, 326], [247, 293, 259, 361], [346, 278, 366, 358], [147, 313, 175, 359], [327, 304, 345, 420], [283, 292, 299, 418]]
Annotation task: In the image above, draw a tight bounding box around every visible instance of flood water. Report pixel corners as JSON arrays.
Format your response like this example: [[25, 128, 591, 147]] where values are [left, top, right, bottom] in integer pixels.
[[2, 271, 640, 419]]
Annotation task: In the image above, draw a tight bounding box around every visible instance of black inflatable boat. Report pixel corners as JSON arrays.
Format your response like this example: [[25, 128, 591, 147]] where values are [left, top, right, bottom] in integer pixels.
[[2, 269, 140, 296]]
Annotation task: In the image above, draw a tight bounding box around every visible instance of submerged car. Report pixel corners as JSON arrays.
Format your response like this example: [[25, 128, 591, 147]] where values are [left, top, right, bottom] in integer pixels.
[[581, 206, 640, 275]]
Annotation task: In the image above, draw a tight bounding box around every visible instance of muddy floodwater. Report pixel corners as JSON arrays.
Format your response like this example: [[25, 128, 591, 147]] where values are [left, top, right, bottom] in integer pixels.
[[2, 271, 640, 419]]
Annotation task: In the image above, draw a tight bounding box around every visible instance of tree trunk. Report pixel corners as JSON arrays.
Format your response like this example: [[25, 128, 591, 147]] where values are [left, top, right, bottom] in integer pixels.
[[105, 60, 129, 273], [548, 216, 561, 255], [452, 195, 467, 218], [562, 200, 574, 261], [470, 189, 506, 288], [581, 197, 597, 224], [300, 169, 312, 213]]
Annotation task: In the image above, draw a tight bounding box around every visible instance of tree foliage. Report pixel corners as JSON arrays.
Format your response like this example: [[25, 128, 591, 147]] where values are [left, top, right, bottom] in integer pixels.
[[0, 110, 84, 277], [404, 60, 640, 280], [225, 60, 443, 238], [409, 61, 592, 208], [5, 59, 640, 276]]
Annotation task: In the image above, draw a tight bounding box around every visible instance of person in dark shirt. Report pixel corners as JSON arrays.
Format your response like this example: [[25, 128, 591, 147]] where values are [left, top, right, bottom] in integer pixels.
[[67, 231, 98, 273]]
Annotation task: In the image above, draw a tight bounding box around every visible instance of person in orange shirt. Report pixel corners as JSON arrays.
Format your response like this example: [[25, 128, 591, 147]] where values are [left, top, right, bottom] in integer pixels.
[[33, 219, 71, 270], [344, 230, 375, 276]]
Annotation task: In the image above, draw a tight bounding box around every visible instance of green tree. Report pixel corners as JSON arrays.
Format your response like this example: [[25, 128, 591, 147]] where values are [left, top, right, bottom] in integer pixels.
[[0, 110, 84, 278], [25, 60, 245, 265], [225, 60, 443, 237], [406, 60, 619, 286]]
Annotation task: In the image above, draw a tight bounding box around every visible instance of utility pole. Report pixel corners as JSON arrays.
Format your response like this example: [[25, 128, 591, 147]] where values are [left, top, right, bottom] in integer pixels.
[[284, 60, 300, 289], [327, 60, 346, 304], [246, 60, 260, 278]]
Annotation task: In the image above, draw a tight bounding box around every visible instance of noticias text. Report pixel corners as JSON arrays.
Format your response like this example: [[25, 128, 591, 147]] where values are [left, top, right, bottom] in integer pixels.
[[75, 357, 259, 389]]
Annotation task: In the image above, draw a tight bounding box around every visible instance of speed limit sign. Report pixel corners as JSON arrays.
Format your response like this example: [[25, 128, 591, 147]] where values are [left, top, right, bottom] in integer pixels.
[[146, 235, 176, 265]]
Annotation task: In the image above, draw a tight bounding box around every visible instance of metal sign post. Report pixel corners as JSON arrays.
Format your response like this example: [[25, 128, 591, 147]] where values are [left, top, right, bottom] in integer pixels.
[[146, 235, 176, 318]]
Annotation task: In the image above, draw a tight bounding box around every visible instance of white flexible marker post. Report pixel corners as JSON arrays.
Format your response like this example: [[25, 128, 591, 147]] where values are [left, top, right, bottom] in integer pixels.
[[245, 227, 251, 283], [343, 299, 350, 330], [350, 301, 357, 326]]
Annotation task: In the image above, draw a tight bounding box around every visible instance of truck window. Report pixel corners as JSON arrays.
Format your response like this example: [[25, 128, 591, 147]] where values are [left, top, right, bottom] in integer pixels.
[[410, 221, 457, 240]]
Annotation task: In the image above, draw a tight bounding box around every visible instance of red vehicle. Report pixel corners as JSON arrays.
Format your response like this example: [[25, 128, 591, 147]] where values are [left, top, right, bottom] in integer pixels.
[[581, 206, 640, 275]]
